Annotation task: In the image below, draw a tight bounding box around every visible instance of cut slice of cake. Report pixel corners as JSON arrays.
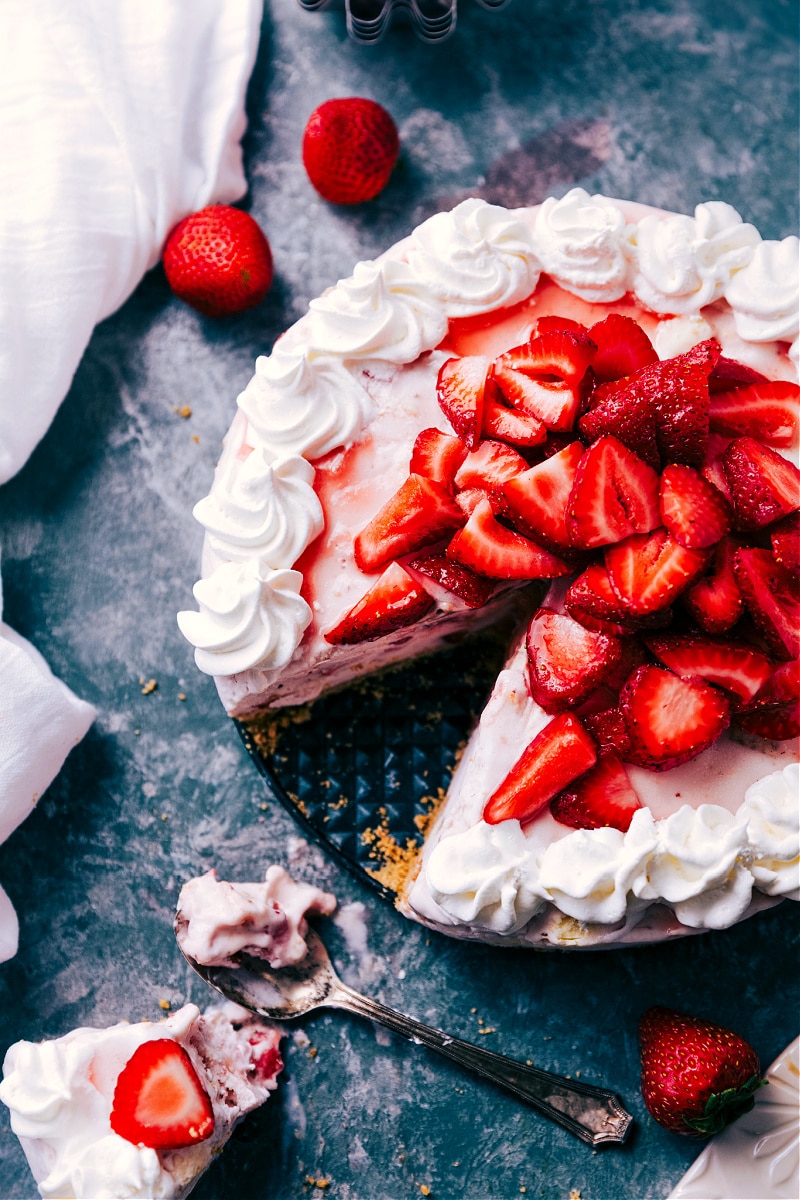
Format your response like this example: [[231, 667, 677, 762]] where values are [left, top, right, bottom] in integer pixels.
[[177, 189, 799, 947]]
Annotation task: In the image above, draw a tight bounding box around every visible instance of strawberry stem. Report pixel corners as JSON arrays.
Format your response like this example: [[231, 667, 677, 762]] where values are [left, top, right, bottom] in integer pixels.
[[683, 1075, 766, 1136]]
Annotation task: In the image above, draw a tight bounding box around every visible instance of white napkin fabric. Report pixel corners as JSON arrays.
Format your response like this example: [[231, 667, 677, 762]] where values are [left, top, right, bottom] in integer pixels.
[[0, 568, 96, 962], [0, 0, 264, 484]]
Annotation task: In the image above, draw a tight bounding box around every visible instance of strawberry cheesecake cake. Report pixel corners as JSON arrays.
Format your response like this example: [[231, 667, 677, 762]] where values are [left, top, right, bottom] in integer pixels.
[[178, 188, 799, 947]]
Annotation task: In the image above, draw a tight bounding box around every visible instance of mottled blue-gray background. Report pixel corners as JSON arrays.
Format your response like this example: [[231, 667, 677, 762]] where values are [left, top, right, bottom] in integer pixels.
[[1, 2, 798, 1198]]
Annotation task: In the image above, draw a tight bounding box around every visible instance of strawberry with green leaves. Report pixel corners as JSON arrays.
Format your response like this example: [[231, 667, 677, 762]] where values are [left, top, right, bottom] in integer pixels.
[[638, 1007, 763, 1137]]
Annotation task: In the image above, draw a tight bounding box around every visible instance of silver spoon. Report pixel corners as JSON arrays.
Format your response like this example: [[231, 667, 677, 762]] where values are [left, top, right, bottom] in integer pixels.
[[175, 917, 632, 1147]]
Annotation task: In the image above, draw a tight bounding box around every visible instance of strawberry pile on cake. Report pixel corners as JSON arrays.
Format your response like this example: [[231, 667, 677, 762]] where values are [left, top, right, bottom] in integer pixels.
[[178, 190, 799, 947]]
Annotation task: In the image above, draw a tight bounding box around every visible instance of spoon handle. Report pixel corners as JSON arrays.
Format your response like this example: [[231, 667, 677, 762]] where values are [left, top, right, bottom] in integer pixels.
[[324, 981, 632, 1146]]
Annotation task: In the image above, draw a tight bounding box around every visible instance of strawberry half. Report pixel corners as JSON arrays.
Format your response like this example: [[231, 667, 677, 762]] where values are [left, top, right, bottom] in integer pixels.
[[447, 498, 572, 580], [404, 553, 497, 610], [110, 1039, 214, 1150], [437, 355, 492, 449], [565, 561, 671, 636], [639, 1007, 762, 1137], [579, 375, 660, 469], [619, 665, 730, 769], [708, 355, 768, 393], [586, 313, 658, 382], [567, 436, 661, 551], [722, 437, 800, 530], [453, 439, 529, 493], [481, 396, 547, 447], [550, 751, 642, 832], [526, 607, 624, 713], [493, 330, 596, 431], [644, 634, 774, 705], [501, 441, 585, 551], [735, 658, 800, 741], [733, 547, 800, 659], [659, 464, 732, 550], [409, 427, 467, 492], [771, 512, 800, 574], [683, 537, 744, 634], [324, 561, 434, 644], [354, 473, 464, 572], [605, 529, 711, 617], [583, 706, 634, 760], [483, 713, 597, 826], [709, 380, 800, 447]]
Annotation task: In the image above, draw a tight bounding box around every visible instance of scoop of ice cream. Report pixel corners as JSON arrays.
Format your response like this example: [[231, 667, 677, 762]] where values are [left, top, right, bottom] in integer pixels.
[[176, 865, 337, 969]]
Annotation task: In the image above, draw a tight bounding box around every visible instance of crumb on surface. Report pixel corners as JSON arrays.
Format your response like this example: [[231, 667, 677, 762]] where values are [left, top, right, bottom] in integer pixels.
[[569, 1190, 581, 1200], [173, 404, 192, 418], [178, 692, 187, 701], [158, 999, 171, 1011], [140, 678, 158, 695]]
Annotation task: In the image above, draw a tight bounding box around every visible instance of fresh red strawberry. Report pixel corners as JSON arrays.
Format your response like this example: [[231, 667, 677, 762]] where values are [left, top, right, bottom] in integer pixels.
[[659, 464, 732, 549], [619, 665, 730, 769], [733, 547, 800, 659], [535, 315, 587, 335], [567, 436, 661, 550], [491, 364, 582, 433], [550, 751, 642, 831], [526, 608, 624, 713], [354, 474, 464, 572], [481, 396, 546, 447], [324, 561, 434, 644], [722, 437, 800, 530], [493, 330, 596, 431], [302, 98, 399, 205], [454, 439, 529, 493], [501, 441, 585, 550], [110, 1039, 214, 1150], [683, 537, 744, 634], [638, 1007, 762, 1137], [748, 657, 800, 708], [708, 355, 768, 393], [735, 658, 800, 741], [483, 713, 597, 826], [447, 498, 572, 580], [453, 486, 488, 518], [437, 355, 492, 449], [565, 561, 672, 635], [586, 314, 658, 382], [409, 428, 467, 492], [579, 374, 660, 469], [606, 529, 711, 616], [701, 433, 734, 504], [771, 512, 800, 574], [583, 706, 634, 759], [162, 206, 273, 318], [709, 380, 799, 447], [644, 634, 774, 705], [404, 553, 497, 610]]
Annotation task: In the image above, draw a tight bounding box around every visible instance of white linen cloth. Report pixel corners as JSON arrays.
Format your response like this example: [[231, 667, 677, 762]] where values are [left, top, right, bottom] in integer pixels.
[[0, 0, 264, 484], [0, 0, 265, 958]]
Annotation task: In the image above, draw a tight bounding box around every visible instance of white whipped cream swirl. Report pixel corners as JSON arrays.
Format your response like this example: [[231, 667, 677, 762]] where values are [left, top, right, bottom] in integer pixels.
[[725, 235, 800, 346], [424, 765, 799, 935], [178, 562, 311, 676], [404, 197, 541, 315], [532, 187, 630, 301], [630, 201, 762, 314], [194, 450, 323, 569]]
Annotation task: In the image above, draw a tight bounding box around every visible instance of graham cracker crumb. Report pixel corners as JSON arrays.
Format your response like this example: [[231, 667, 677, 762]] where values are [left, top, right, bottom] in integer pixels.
[[243, 705, 312, 758], [569, 1190, 581, 1200], [140, 678, 157, 695], [173, 404, 192, 418], [158, 999, 171, 1011]]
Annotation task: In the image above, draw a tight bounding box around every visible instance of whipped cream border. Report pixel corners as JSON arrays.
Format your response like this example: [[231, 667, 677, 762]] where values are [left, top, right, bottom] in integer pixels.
[[177, 189, 799, 677]]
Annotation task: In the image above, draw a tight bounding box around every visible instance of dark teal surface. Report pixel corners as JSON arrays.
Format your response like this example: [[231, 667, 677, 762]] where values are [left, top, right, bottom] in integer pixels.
[[1, 2, 798, 1198]]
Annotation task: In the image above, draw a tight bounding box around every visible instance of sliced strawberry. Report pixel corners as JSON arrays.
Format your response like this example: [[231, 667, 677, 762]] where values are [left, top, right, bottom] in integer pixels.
[[652, 339, 719, 467], [525, 608, 624, 713], [709, 381, 800, 447], [733, 547, 800, 660], [644, 634, 774, 705], [587, 314, 658, 382], [354, 473, 464, 572], [324, 561, 434, 644], [723, 437, 800, 531], [708, 355, 768, 393], [404, 553, 497, 610], [454, 439, 529, 493], [619, 665, 730, 770], [454, 486, 487, 518], [567, 436, 661, 550], [583, 706, 635, 759], [747, 657, 800, 709], [550, 751, 643, 832], [605, 529, 711, 616], [483, 712, 597, 826], [701, 433, 734, 503], [491, 363, 582, 433], [771, 513, 800, 574], [535, 315, 587, 336], [565, 561, 672, 635], [734, 703, 799, 740], [493, 330, 596, 431], [409, 427, 468, 492], [110, 1039, 214, 1151], [579, 375, 660, 469], [437, 355, 492, 449], [481, 396, 547, 447], [501, 441, 584, 550], [447, 498, 572, 580], [659, 464, 732, 549], [683, 537, 744, 634]]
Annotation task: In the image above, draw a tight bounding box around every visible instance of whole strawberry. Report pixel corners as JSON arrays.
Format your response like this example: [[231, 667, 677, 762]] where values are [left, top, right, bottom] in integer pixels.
[[302, 98, 399, 205], [639, 1006, 763, 1136], [162, 205, 273, 318]]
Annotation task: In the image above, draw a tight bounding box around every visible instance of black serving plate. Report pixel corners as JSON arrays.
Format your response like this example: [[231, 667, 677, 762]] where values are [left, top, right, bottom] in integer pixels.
[[236, 630, 509, 902]]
